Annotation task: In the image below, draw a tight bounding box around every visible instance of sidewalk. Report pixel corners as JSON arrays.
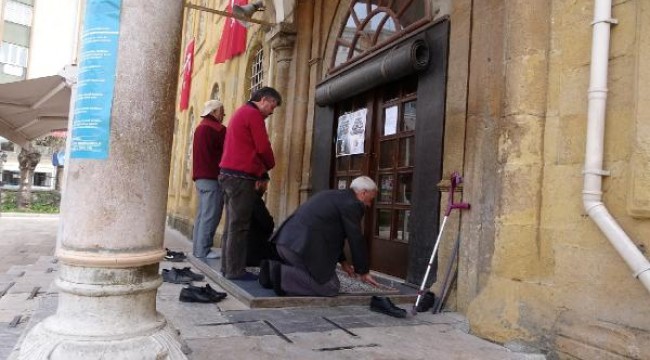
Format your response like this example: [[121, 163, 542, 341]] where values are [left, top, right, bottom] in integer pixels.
[[0, 214, 546, 359]]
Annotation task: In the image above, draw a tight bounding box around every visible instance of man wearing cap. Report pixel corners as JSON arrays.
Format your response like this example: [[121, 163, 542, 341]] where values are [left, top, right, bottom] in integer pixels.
[[219, 87, 281, 280], [192, 99, 226, 259]]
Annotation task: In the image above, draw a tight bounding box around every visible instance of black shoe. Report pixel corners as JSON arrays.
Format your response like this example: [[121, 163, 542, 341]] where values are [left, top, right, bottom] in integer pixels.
[[164, 248, 186, 262], [177, 267, 205, 281], [258, 260, 272, 289], [162, 268, 193, 284], [370, 296, 407, 318], [179, 286, 220, 303], [186, 284, 227, 301], [416, 291, 436, 312], [269, 261, 285, 296]]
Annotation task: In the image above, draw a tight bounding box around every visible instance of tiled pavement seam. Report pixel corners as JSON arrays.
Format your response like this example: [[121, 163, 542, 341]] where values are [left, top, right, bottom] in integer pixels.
[[0, 256, 58, 360], [3, 223, 546, 359]]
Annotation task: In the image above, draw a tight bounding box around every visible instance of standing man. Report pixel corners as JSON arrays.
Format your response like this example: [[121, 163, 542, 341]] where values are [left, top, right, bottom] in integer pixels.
[[192, 100, 226, 259], [261, 176, 381, 296], [219, 87, 281, 280]]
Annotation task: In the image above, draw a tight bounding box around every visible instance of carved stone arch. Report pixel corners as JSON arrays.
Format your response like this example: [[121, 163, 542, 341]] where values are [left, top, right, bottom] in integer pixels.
[[324, 0, 432, 75], [322, 1, 350, 76]]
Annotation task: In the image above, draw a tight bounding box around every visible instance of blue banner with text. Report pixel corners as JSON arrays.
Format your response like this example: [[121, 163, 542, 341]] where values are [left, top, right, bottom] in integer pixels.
[[70, 0, 122, 159]]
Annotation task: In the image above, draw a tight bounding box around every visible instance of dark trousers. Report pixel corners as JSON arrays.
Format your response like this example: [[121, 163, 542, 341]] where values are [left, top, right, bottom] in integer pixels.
[[220, 176, 257, 278], [276, 245, 340, 297]]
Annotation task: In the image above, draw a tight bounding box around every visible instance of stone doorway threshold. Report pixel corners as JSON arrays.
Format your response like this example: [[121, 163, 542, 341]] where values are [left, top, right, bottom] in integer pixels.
[[188, 250, 418, 309]]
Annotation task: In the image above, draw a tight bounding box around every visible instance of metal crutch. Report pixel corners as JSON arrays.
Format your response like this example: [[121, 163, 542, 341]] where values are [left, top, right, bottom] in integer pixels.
[[411, 172, 470, 315]]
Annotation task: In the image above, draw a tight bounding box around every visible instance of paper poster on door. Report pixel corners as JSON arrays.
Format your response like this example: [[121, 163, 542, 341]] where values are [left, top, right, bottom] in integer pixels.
[[336, 108, 367, 157]]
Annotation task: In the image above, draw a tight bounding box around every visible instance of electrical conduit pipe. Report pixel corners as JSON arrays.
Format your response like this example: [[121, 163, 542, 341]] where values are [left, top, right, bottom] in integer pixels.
[[583, 0, 650, 292]]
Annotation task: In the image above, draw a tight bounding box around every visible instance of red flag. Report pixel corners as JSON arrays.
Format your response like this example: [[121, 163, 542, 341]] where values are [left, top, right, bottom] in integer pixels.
[[214, 0, 248, 64], [180, 39, 195, 111]]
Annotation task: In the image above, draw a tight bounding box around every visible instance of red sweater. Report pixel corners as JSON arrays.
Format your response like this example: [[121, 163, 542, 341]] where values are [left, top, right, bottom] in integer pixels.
[[192, 116, 226, 180], [220, 102, 275, 177]]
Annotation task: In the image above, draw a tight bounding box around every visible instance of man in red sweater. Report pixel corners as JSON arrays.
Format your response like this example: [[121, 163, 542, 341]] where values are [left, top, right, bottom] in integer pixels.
[[219, 87, 281, 280], [192, 100, 226, 259]]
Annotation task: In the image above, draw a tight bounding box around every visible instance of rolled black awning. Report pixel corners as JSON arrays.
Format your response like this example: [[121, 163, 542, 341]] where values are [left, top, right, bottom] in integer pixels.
[[315, 38, 430, 106]]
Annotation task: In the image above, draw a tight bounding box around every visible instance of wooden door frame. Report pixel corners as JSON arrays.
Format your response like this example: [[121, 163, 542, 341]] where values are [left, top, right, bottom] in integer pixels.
[[311, 20, 450, 284]]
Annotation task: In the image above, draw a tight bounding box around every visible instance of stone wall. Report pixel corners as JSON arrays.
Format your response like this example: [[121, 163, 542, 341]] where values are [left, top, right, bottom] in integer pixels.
[[455, 0, 650, 357]]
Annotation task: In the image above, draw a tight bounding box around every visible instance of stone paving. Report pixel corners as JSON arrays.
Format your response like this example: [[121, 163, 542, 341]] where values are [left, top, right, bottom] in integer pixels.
[[0, 213, 547, 359]]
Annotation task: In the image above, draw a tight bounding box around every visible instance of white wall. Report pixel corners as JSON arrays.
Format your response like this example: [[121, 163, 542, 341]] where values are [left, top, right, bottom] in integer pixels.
[[27, 0, 80, 79]]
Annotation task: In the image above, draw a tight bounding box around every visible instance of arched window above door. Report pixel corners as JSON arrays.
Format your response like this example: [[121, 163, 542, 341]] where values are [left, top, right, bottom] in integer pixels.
[[332, 0, 430, 71]]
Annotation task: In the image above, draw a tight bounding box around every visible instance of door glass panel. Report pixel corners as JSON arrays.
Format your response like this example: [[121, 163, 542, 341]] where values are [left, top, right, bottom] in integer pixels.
[[376, 209, 391, 239], [382, 105, 398, 136], [379, 140, 396, 169], [397, 173, 412, 204], [396, 210, 410, 243], [399, 137, 415, 167], [378, 174, 394, 203], [402, 101, 416, 131]]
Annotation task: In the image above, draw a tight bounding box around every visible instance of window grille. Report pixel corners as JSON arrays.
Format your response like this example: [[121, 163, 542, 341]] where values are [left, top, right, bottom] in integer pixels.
[[249, 48, 264, 95], [331, 0, 430, 70]]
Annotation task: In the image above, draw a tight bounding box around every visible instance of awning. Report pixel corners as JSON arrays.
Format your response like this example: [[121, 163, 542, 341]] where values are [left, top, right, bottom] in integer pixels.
[[0, 74, 72, 147]]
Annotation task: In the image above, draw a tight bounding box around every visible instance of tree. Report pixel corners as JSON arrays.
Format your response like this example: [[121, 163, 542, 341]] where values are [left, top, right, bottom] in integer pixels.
[[16, 135, 65, 209], [17, 146, 42, 209]]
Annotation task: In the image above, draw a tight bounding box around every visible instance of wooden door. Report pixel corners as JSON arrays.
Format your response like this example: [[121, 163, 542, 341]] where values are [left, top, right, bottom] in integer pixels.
[[332, 76, 418, 279], [370, 76, 418, 278]]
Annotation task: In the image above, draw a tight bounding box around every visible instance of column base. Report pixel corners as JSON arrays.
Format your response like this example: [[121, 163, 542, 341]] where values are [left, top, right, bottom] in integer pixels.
[[18, 313, 188, 360]]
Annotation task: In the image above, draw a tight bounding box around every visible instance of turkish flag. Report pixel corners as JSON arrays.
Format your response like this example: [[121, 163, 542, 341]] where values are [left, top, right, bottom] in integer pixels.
[[180, 39, 195, 111], [214, 0, 248, 64]]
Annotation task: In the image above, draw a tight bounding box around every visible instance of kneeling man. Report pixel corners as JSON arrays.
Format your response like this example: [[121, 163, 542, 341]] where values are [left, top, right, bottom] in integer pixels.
[[262, 176, 381, 296]]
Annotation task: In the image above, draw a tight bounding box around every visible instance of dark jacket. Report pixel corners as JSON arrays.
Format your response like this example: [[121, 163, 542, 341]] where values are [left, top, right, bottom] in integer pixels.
[[246, 195, 275, 266], [270, 189, 369, 284], [192, 116, 226, 180]]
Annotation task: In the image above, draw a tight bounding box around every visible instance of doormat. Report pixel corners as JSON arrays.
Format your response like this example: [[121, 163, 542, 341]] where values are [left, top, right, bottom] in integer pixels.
[[190, 255, 418, 309], [245, 267, 401, 295]]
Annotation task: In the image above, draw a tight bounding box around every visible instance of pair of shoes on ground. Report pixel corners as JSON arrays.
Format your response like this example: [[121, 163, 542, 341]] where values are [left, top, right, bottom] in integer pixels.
[[258, 260, 285, 296], [162, 267, 204, 284], [415, 291, 436, 313], [195, 250, 219, 259], [370, 296, 407, 318], [164, 248, 186, 262], [179, 284, 227, 303]]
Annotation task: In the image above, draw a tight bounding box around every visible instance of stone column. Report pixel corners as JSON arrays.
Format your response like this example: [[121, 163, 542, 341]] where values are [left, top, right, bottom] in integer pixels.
[[19, 1, 187, 359], [266, 27, 296, 220], [282, 0, 313, 215], [299, 0, 323, 205]]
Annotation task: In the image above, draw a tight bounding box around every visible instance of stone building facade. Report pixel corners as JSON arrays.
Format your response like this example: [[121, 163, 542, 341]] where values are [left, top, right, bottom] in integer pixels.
[[167, 0, 650, 357]]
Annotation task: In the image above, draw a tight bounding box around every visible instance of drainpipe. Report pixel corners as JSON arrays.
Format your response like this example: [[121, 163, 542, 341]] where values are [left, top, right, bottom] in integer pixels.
[[584, 0, 650, 292]]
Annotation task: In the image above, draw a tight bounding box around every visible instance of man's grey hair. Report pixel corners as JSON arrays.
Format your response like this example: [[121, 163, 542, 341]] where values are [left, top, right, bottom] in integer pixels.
[[350, 176, 377, 192]]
